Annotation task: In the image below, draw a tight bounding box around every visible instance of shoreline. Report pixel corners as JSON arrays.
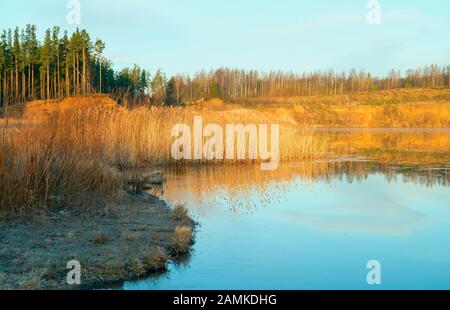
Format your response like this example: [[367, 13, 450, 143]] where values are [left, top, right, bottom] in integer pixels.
[[0, 191, 195, 290]]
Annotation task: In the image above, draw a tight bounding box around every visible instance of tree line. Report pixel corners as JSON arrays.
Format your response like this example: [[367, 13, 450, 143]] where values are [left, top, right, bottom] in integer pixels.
[[0, 25, 167, 108], [1, 25, 449, 108], [168, 65, 450, 104]]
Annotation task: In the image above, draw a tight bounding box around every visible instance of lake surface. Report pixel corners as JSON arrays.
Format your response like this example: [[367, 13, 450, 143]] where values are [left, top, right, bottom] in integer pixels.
[[123, 160, 450, 290]]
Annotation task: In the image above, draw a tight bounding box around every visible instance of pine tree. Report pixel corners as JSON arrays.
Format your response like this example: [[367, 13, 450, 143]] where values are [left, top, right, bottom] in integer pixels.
[[0, 39, 4, 106], [19, 29, 27, 100], [69, 29, 80, 95], [151, 69, 167, 105], [61, 31, 71, 97], [94, 39, 105, 93], [6, 30, 13, 104], [79, 30, 91, 94], [52, 26, 61, 99], [13, 27, 20, 100], [165, 77, 179, 106], [27, 25, 38, 99], [41, 29, 52, 99]]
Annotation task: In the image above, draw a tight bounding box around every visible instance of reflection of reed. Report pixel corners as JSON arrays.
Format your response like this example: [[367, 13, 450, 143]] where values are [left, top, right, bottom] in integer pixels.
[[150, 161, 449, 212], [325, 129, 450, 164]]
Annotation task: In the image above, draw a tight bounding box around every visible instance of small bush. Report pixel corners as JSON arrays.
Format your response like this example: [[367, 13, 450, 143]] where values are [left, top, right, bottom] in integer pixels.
[[127, 258, 146, 276], [171, 204, 189, 221], [122, 232, 140, 241], [93, 231, 108, 245], [126, 170, 146, 195], [171, 226, 193, 254], [145, 246, 169, 271], [18, 270, 47, 290]]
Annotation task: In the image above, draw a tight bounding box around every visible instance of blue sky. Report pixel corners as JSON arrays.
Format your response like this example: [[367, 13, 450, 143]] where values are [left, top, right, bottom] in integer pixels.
[[1, 0, 449, 76]]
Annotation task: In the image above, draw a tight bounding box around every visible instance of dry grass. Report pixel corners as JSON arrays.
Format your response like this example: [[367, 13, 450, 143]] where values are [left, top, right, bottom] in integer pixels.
[[125, 169, 146, 194], [0, 113, 122, 216], [17, 269, 48, 290], [122, 232, 140, 241], [170, 226, 193, 254], [22, 95, 120, 121], [145, 246, 170, 271], [0, 192, 196, 289], [22, 96, 328, 166], [127, 258, 146, 276], [171, 204, 189, 221], [244, 88, 450, 127], [93, 231, 109, 245], [1, 89, 447, 216], [1, 96, 328, 216]]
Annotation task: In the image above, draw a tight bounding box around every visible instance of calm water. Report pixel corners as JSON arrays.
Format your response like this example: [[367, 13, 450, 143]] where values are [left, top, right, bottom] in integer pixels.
[[123, 160, 450, 290]]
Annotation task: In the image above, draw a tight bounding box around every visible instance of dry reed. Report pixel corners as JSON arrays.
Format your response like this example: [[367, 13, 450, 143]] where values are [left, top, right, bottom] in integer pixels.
[[0, 100, 328, 215]]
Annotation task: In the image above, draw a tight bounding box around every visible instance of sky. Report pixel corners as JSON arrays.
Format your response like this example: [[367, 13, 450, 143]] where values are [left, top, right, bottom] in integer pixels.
[[0, 0, 449, 76]]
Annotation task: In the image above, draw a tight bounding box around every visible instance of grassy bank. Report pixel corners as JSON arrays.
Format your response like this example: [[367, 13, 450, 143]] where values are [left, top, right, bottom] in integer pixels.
[[0, 195, 194, 289], [242, 88, 450, 127], [0, 96, 200, 289]]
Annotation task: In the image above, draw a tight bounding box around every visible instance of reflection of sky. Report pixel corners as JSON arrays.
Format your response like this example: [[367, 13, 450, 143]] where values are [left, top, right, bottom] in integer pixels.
[[281, 174, 431, 236], [125, 170, 450, 290]]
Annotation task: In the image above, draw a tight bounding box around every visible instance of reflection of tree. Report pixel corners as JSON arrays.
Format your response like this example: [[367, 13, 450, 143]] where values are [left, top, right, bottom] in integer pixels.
[[326, 129, 450, 153], [326, 129, 450, 165], [156, 161, 449, 212]]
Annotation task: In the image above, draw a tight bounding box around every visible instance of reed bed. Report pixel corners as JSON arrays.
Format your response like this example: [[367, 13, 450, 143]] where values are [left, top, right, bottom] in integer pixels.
[[0, 101, 328, 215], [0, 114, 122, 216], [56, 105, 328, 166]]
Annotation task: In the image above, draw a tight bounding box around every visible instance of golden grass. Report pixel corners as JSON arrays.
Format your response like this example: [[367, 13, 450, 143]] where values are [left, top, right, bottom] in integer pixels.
[[171, 204, 189, 222], [3, 89, 446, 215], [327, 129, 450, 157], [17, 270, 46, 290], [0, 113, 122, 216], [122, 232, 140, 241], [145, 246, 170, 271], [4, 96, 327, 167], [93, 231, 109, 245], [245, 88, 450, 127], [127, 258, 146, 276], [22, 95, 121, 121], [171, 226, 193, 254]]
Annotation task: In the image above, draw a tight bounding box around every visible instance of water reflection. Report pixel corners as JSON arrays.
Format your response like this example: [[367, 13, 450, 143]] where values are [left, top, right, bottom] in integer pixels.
[[148, 161, 449, 213], [128, 161, 450, 290], [319, 128, 450, 164]]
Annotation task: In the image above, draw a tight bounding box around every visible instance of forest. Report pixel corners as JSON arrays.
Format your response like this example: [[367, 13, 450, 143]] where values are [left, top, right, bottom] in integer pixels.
[[1, 25, 450, 108]]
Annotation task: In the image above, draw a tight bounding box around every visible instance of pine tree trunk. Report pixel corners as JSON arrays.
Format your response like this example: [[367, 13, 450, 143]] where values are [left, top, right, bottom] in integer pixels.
[[65, 56, 70, 97], [82, 48, 86, 94], [0, 74, 2, 107], [10, 71, 13, 101], [31, 64, 35, 99], [57, 55, 61, 99], [75, 52, 79, 95], [28, 65, 31, 99], [15, 62, 19, 100], [46, 65, 50, 99], [73, 52, 77, 95], [22, 66, 26, 101], [99, 60, 102, 93]]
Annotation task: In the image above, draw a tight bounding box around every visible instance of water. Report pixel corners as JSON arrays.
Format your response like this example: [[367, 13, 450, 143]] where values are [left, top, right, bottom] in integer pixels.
[[123, 161, 450, 290]]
